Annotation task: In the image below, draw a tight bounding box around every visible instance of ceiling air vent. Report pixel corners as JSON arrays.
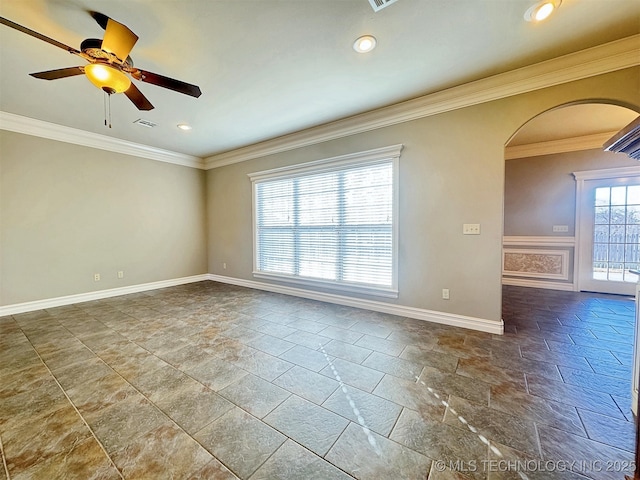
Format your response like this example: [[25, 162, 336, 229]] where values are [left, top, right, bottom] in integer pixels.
[[368, 0, 399, 12], [604, 116, 640, 160], [133, 118, 157, 128]]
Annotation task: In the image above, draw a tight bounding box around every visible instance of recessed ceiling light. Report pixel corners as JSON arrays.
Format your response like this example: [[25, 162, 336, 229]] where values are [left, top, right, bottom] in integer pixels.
[[524, 0, 561, 22], [177, 123, 192, 131], [353, 35, 377, 53]]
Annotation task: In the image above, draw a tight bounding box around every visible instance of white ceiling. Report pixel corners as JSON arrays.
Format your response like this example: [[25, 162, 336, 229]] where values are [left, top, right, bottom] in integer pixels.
[[1, 0, 639, 158]]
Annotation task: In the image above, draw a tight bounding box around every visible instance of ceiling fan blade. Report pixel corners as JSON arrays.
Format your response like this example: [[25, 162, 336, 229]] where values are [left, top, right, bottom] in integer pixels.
[[30, 66, 85, 80], [101, 18, 138, 61], [88, 11, 109, 30], [0, 16, 80, 54], [124, 83, 154, 111], [134, 70, 202, 98]]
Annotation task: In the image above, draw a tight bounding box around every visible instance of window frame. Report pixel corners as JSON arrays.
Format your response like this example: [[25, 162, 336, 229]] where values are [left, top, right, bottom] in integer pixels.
[[248, 144, 402, 298]]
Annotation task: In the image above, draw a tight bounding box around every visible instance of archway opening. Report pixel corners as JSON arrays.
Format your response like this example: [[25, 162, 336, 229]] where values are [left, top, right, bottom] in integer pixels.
[[502, 102, 639, 293]]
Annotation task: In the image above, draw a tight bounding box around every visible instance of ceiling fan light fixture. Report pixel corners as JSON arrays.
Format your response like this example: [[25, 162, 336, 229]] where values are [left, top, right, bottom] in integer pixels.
[[353, 35, 377, 53], [524, 0, 561, 22], [85, 63, 131, 93]]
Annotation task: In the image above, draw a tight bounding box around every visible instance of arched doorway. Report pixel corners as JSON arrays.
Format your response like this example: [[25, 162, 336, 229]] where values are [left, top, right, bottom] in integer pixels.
[[503, 102, 640, 295], [501, 102, 640, 479]]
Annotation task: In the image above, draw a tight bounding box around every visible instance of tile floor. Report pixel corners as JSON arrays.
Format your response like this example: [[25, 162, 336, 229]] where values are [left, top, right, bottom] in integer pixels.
[[0, 282, 636, 479]]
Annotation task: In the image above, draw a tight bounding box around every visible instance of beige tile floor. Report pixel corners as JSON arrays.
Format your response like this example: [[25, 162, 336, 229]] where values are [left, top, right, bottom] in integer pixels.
[[0, 282, 636, 479]]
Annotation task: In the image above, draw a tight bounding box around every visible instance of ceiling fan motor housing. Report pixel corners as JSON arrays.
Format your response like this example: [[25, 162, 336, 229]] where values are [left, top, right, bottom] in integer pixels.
[[80, 38, 133, 67]]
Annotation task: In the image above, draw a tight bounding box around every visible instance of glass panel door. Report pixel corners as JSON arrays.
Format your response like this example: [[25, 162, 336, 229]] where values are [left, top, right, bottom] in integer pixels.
[[579, 178, 640, 295]]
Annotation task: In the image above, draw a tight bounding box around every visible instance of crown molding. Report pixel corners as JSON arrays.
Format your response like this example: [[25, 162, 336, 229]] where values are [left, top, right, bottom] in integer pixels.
[[0, 111, 205, 170], [573, 164, 640, 181], [504, 131, 619, 160], [204, 34, 640, 169]]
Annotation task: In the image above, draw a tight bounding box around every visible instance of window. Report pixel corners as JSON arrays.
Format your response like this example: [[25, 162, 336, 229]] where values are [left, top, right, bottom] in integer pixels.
[[593, 184, 640, 283], [249, 145, 401, 298]]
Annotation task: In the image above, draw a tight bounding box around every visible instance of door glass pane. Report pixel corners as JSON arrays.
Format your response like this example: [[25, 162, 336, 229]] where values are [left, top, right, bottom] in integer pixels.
[[611, 206, 626, 224], [594, 225, 609, 242], [595, 187, 610, 206], [611, 186, 627, 205], [592, 183, 640, 283], [594, 206, 610, 224], [628, 205, 640, 224], [627, 224, 640, 243], [628, 185, 640, 205], [610, 224, 625, 242]]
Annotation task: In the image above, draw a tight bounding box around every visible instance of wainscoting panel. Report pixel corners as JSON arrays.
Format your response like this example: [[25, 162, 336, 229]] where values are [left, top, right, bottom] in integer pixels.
[[502, 236, 576, 291], [503, 249, 569, 280]]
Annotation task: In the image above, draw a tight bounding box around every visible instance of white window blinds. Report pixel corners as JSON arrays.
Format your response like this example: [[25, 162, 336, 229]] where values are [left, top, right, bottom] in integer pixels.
[[249, 145, 401, 298]]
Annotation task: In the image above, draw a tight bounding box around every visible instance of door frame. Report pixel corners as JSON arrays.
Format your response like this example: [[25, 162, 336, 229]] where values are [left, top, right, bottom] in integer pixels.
[[574, 165, 640, 293]]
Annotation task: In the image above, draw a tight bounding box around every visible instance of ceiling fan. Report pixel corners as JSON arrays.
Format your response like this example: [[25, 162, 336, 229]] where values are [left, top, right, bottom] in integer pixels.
[[0, 12, 202, 112]]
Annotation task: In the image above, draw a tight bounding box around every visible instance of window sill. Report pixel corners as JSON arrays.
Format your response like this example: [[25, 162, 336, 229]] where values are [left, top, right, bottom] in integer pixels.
[[252, 272, 399, 299]]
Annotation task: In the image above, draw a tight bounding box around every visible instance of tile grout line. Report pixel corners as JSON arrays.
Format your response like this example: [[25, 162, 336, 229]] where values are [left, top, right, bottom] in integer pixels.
[[19, 334, 125, 480], [85, 316, 252, 478], [244, 390, 355, 480], [319, 344, 383, 455], [414, 375, 505, 460], [37, 316, 241, 479]]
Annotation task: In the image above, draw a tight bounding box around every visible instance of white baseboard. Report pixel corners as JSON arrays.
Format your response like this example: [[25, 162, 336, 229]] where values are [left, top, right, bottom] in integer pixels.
[[0, 274, 210, 316], [502, 277, 576, 291], [1, 273, 504, 335], [208, 274, 504, 335]]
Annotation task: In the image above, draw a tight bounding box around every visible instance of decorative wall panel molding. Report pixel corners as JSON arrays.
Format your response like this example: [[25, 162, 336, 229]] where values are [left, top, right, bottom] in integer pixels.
[[503, 248, 570, 281]]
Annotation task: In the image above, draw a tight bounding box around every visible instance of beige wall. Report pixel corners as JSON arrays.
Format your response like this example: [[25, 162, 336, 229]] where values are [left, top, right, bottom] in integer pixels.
[[2, 67, 638, 324], [0, 130, 208, 305], [504, 149, 638, 237], [207, 67, 640, 323]]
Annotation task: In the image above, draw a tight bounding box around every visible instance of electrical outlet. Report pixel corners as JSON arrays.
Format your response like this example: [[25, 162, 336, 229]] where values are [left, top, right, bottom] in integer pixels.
[[442, 288, 450, 300], [94, 273, 101, 281], [223, 262, 227, 270], [552, 225, 569, 233], [117, 271, 124, 279], [463, 224, 481, 235]]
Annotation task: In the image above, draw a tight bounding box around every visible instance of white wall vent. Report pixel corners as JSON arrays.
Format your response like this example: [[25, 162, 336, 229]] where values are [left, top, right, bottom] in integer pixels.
[[133, 119, 157, 128], [368, 0, 399, 12]]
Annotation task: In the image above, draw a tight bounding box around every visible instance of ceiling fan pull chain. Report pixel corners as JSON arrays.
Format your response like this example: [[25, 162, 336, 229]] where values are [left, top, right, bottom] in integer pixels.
[[102, 90, 113, 128], [108, 92, 112, 128]]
